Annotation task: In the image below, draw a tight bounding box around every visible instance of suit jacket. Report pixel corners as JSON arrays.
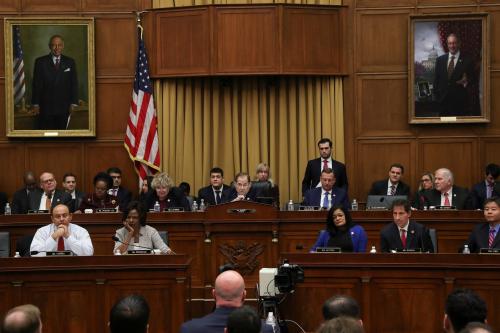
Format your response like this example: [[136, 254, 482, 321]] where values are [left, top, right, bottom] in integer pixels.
[[11, 188, 32, 214], [111, 186, 132, 211], [301, 158, 348, 196], [143, 187, 190, 211], [0, 192, 8, 214], [422, 186, 473, 210], [67, 190, 86, 213], [303, 187, 350, 212], [179, 307, 273, 333], [464, 223, 500, 253], [31, 54, 78, 117], [28, 189, 73, 212], [368, 179, 411, 197], [470, 181, 500, 210], [222, 187, 258, 203], [310, 226, 368, 252], [380, 220, 434, 253], [197, 185, 230, 206]]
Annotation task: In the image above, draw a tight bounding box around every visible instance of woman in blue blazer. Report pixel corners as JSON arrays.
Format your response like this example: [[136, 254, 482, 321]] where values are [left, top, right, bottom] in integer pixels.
[[310, 204, 367, 252]]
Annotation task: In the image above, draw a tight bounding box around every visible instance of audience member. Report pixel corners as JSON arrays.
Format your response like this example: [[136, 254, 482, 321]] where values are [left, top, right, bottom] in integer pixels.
[[62, 173, 86, 213], [471, 164, 500, 209], [29, 172, 72, 212], [316, 317, 364, 333], [251, 163, 280, 207], [179, 270, 272, 333], [380, 199, 434, 252], [107, 167, 133, 209], [322, 295, 362, 325], [11, 171, 39, 214], [30, 203, 94, 256], [224, 173, 257, 203], [310, 205, 367, 252], [143, 172, 190, 211], [198, 167, 230, 206], [421, 168, 473, 209], [302, 138, 348, 196], [179, 182, 195, 208], [463, 197, 500, 253], [137, 176, 153, 202], [368, 163, 410, 197], [412, 172, 434, 209], [224, 305, 261, 333], [303, 169, 349, 211], [459, 322, 495, 333], [109, 294, 150, 333], [444, 288, 487, 333], [1, 304, 42, 333], [77, 172, 119, 212]]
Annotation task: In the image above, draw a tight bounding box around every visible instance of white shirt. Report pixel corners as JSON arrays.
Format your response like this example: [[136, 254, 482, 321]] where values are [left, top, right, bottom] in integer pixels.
[[316, 157, 332, 188], [440, 189, 454, 206], [387, 179, 398, 195], [114, 225, 170, 254], [39, 191, 54, 210], [30, 223, 94, 256], [212, 185, 225, 204], [447, 51, 460, 70]]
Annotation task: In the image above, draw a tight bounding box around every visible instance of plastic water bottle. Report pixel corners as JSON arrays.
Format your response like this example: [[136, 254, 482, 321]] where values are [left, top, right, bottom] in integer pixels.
[[191, 201, 198, 212], [288, 200, 294, 211], [370, 246, 377, 253], [351, 199, 358, 211], [14, 251, 21, 258], [265, 312, 280, 333], [153, 201, 160, 213], [114, 248, 121, 255], [199, 199, 206, 212], [462, 245, 471, 254], [4, 203, 11, 215]]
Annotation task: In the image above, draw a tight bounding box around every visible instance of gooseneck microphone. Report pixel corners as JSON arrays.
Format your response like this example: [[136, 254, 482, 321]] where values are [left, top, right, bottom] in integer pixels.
[[111, 236, 155, 251]]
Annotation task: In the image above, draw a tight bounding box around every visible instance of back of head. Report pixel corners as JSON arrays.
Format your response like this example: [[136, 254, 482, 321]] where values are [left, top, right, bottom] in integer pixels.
[[2, 304, 41, 333], [445, 289, 487, 332], [226, 306, 261, 333], [322, 295, 360, 321], [109, 295, 149, 333], [317, 317, 364, 333], [459, 322, 495, 333], [214, 270, 246, 307]]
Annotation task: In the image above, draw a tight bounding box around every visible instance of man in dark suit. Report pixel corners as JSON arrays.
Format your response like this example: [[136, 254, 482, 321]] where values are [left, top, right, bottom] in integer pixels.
[[12, 171, 39, 214], [223, 173, 258, 203], [301, 138, 348, 197], [368, 163, 411, 197], [180, 270, 272, 333], [303, 168, 349, 211], [28, 172, 72, 212], [31, 35, 78, 130], [433, 33, 475, 117], [380, 199, 434, 252], [107, 167, 132, 209], [109, 294, 149, 333], [470, 163, 500, 210], [421, 168, 473, 210], [62, 173, 86, 213], [198, 167, 230, 206], [463, 197, 500, 253]]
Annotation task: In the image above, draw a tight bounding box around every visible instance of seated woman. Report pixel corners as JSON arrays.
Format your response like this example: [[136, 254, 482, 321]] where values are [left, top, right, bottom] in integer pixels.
[[77, 172, 119, 212], [137, 176, 153, 202], [113, 201, 173, 255], [310, 204, 367, 253], [143, 172, 190, 211], [251, 162, 280, 207], [412, 172, 435, 209]]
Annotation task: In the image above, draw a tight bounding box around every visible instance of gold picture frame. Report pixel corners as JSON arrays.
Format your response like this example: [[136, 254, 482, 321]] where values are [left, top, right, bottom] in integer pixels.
[[408, 13, 489, 124], [4, 17, 95, 137]]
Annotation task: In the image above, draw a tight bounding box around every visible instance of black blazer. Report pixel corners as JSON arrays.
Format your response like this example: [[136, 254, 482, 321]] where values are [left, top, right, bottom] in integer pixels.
[[470, 181, 500, 210], [464, 223, 500, 253], [112, 186, 132, 211], [67, 190, 86, 213], [28, 189, 73, 212], [422, 186, 473, 210], [197, 184, 230, 206], [0, 192, 7, 214], [380, 221, 434, 253], [11, 188, 33, 214], [301, 157, 348, 196], [143, 187, 190, 211], [368, 179, 411, 197], [222, 187, 258, 203]]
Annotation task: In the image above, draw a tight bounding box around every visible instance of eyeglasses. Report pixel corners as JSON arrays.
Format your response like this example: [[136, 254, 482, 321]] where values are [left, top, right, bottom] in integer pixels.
[[421, 178, 431, 182], [41, 178, 55, 184]]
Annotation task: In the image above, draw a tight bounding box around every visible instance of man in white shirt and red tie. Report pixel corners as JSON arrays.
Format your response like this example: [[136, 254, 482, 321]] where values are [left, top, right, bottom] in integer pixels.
[[463, 197, 500, 253], [30, 203, 94, 256], [420, 168, 473, 210]]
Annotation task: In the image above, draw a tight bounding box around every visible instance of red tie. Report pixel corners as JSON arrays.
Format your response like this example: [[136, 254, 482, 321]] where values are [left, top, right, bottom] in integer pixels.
[[323, 159, 328, 171], [400, 229, 407, 248], [57, 237, 65, 251], [444, 192, 450, 206]]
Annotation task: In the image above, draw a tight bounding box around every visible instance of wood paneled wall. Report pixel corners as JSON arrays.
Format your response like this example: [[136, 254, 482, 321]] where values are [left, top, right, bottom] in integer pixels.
[[0, 1, 152, 198], [344, 0, 500, 203]]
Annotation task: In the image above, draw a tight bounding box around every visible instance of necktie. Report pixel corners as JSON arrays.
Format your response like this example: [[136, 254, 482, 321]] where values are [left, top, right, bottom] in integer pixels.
[[57, 236, 65, 251], [55, 58, 60, 70], [46, 194, 52, 210], [113, 189, 118, 196], [447, 55, 455, 78], [444, 192, 450, 206], [487, 183, 494, 199], [323, 159, 329, 171], [215, 190, 221, 204], [489, 228, 496, 248], [400, 229, 407, 248], [390, 185, 396, 196], [323, 192, 329, 209]]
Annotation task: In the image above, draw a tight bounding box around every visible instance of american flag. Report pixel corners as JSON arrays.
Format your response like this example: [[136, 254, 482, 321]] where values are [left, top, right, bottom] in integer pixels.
[[13, 26, 26, 105], [124, 28, 160, 179]]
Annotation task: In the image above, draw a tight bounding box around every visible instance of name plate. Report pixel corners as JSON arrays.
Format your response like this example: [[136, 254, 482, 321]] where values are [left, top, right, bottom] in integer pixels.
[[393, 248, 422, 253], [480, 248, 500, 254], [46, 251, 73, 256], [434, 206, 457, 210], [167, 207, 184, 212], [366, 206, 388, 211], [227, 208, 256, 214], [298, 206, 321, 211], [316, 247, 341, 253], [95, 208, 117, 213], [127, 250, 152, 255], [28, 210, 49, 214]]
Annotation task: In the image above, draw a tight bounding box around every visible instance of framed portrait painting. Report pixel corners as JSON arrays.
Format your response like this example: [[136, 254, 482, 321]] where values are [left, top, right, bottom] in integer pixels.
[[4, 17, 95, 137], [409, 13, 489, 124]]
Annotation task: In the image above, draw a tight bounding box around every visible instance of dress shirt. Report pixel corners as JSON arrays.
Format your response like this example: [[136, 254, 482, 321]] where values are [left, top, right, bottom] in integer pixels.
[[321, 189, 332, 209], [316, 158, 332, 188], [212, 185, 224, 204], [440, 189, 454, 206], [39, 191, 53, 210], [490, 224, 500, 240], [30, 223, 94, 256], [486, 180, 494, 199], [114, 225, 171, 254], [447, 51, 460, 70], [387, 180, 398, 195]]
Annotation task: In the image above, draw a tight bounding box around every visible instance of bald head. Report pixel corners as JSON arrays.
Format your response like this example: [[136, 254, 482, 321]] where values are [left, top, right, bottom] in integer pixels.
[[213, 270, 246, 308], [2, 304, 42, 333]]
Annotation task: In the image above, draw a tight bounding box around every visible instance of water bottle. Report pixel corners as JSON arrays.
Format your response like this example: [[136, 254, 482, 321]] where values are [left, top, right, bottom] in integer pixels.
[[288, 199, 294, 211], [370, 246, 377, 253], [199, 199, 206, 212], [153, 201, 161, 213], [4, 203, 11, 215], [191, 201, 198, 212], [114, 248, 122, 256], [462, 244, 471, 254], [265, 312, 280, 333], [14, 251, 21, 258], [351, 199, 358, 211]]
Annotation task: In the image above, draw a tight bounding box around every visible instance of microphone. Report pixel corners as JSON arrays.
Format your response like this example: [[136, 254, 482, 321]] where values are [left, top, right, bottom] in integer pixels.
[[111, 236, 155, 251]]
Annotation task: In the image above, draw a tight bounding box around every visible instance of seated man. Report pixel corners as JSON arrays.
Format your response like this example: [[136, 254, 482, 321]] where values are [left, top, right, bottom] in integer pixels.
[[420, 168, 473, 210], [1, 304, 42, 333], [29, 172, 72, 212], [225, 306, 261, 333], [322, 294, 362, 326], [443, 288, 487, 333], [303, 168, 349, 211], [463, 197, 500, 253], [30, 203, 94, 256], [109, 294, 150, 333], [368, 163, 410, 197], [380, 199, 434, 252], [198, 167, 230, 206], [223, 173, 258, 203], [62, 172, 86, 213], [471, 163, 500, 209], [107, 167, 133, 209], [11, 171, 39, 214]]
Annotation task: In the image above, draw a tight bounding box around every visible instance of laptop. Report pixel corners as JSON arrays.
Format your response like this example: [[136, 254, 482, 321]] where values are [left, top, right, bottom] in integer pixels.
[[366, 195, 408, 210]]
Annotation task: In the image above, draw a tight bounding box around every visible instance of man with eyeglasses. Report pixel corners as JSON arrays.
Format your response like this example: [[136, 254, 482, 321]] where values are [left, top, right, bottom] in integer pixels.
[[223, 173, 257, 202], [28, 172, 72, 212], [107, 167, 132, 209]]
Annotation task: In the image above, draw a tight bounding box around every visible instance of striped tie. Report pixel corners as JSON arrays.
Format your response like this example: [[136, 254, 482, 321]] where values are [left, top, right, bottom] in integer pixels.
[[390, 185, 396, 195], [489, 228, 496, 248]]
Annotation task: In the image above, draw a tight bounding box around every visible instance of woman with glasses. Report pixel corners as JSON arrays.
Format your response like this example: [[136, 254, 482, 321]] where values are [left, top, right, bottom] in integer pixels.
[[76, 172, 119, 212], [412, 172, 435, 209]]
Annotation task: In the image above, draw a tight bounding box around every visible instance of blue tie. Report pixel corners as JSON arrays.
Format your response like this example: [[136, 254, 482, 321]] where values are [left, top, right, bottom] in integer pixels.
[[323, 192, 329, 209]]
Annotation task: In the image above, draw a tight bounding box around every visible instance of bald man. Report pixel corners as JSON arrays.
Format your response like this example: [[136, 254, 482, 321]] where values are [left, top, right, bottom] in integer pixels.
[[1, 304, 42, 333], [28, 172, 72, 212], [179, 270, 272, 333]]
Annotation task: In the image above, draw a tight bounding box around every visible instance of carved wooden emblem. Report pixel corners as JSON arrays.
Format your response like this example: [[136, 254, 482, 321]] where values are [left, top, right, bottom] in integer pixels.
[[219, 241, 264, 275]]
